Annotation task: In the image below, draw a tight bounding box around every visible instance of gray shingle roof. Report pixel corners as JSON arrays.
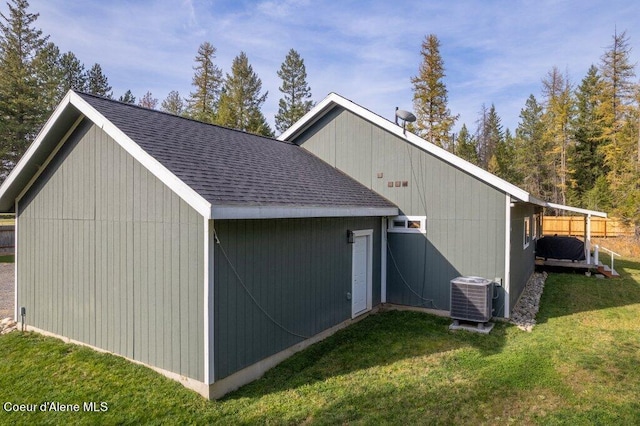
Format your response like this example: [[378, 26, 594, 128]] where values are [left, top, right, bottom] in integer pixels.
[[77, 92, 396, 211]]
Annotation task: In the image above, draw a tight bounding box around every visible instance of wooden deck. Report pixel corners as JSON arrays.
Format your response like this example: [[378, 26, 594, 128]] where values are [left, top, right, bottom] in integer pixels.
[[535, 258, 620, 277]]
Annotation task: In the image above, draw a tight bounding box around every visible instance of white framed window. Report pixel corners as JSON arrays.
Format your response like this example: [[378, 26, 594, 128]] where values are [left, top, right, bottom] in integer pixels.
[[387, 215, 426, 234], [523, 216, 531, 248], [533, 213, 542, 240]]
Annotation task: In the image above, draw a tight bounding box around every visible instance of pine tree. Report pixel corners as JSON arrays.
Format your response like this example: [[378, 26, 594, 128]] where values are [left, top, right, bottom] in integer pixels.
[[216, 51, 272, 136], [514, 95, 550, 200], [476, 104, 504, 174], [275, 48, 313, 134], [599, 30, 636, 144], [138, 91, 158, 109], [119, 89, 135, 104], [186, 41, 222, 123], [33, 41, 64, 113], [475, 104, 502, 169], [454, 123, 478, 165], [541, 67, 574, 206], [569, 65, 606, 206], [86, 63, 112, 98], [0, 0, 49, 178], [161, 90, 185, 116], [598, 30, 639, 237], [60, 51, 86, 92], [493, 129, 520, 184], [411, 34, 458, 149]]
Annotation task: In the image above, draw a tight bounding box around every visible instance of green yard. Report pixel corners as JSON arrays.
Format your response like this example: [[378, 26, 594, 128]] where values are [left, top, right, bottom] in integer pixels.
[[1, 258, 639, 425]]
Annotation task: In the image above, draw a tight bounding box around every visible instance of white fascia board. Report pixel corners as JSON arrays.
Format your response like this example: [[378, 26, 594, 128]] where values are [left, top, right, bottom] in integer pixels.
[[503, 194, 511, 318], [212, 205, 398, 220], [278, 94, 339, 141], [68, 92, 212, 219], [546, 202, 607, 218], [0, 92, 74, 203], [203, 218, 212, 384], [280, 93, 533, 203]]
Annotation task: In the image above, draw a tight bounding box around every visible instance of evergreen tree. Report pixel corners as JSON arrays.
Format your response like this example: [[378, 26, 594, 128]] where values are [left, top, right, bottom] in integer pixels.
[[411, 34, 458, 149], [514, 95, 550, 199], [186, 41, 222, 123], [0, 0, 49, 178], [33, 41, 64, 113], [569, 65, 606, 206], [454, 123, 478, 165], [119, 89, 135, 104], [60, 51, 86, 92], [161, 90, 185, 116], [582, 175, 613, 212], [216, 51, 272, 137], [493, 129, 520, 184], [86, 63, 112, 98], [599, 30, 636, 144], [275, 48, 313, 134], [541, 66, 574, 206], [475, 104, 502, 169], [598, 30, 639, 237], [138, 91, 158, 109]]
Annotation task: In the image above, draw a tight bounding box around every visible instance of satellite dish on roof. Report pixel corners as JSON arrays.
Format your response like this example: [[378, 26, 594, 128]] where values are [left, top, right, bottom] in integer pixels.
[[395, 108, 416, 135], [395, 109, 416, 123]]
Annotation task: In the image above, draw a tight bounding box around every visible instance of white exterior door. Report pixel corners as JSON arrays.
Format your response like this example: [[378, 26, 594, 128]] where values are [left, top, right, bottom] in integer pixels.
[[352, 230, 373, 317]]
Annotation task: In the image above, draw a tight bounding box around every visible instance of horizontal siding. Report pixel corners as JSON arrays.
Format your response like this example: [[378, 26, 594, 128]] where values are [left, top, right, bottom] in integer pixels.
[[213, 216, 381, 380], [297, 109, 507, 314], [17, 120, 204, 380]]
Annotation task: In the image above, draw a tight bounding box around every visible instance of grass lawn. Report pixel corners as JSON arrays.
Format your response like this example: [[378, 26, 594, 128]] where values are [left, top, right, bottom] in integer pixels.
[[1, 259, 640, 424]]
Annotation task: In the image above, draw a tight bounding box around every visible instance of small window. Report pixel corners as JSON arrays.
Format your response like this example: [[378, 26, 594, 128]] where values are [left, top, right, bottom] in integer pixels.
[[524, 216, 531, 248], [388, 216, 426, 234], [532, 214, 541, 240]]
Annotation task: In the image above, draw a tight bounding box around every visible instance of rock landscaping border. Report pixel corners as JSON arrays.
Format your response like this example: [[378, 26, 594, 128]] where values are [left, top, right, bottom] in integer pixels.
[[510, 271, 547, 332]]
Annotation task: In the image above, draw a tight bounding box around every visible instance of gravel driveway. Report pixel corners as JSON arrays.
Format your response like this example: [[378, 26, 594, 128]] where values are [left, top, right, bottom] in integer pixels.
[[0, 263, 14, 319]]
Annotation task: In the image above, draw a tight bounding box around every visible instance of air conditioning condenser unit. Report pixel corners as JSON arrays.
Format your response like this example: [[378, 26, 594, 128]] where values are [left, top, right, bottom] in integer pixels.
[[450, 276, 493, 325]]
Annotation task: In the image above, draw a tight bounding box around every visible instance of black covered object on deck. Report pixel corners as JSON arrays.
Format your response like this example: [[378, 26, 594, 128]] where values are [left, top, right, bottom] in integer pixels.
[[535, 236, 586, 261]]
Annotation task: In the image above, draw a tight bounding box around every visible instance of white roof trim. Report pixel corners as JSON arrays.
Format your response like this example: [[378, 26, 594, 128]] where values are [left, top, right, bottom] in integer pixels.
[[279, 93, 541, 205], [0, 92, 74, 203], [68, 92, 212, 218], [0, 91, 212, 218], [212, 205, 399, 220], [546, 202, 607, 218]]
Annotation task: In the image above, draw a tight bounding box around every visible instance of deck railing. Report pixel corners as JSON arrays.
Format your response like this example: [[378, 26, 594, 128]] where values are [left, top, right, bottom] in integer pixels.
[[595, 245, 621, 272]]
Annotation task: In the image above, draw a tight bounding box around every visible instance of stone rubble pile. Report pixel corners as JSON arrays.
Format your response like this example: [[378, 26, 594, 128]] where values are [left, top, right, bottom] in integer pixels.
[[0, 317, 17, 334], [509, 271, 547, 332]]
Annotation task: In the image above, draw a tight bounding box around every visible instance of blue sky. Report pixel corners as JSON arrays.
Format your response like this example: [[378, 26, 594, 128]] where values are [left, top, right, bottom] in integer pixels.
[[25, 0, 640, 134]]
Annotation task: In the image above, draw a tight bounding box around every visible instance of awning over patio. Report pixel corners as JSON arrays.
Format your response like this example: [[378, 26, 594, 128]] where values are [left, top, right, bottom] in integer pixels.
[[545, 202, 608, 265]]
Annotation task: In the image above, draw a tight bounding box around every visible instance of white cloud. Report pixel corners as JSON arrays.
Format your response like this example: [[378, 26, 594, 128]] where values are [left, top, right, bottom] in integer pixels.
[[21, 0, 640, 132]]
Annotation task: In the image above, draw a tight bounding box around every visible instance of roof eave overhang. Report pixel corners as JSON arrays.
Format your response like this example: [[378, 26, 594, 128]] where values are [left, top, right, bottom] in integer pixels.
[[0, 91, 212, 219], [211, 205, 399, 220], [546, 202, 607, 218]]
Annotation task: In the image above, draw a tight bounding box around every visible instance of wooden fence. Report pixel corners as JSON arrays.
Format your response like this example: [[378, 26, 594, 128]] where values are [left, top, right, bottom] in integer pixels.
[[542, 216, 634, 238], [0, 225, 14, 255]]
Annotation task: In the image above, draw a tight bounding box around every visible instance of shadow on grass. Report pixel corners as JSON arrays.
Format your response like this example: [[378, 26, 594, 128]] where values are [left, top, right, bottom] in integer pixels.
[[222, 309, 508, 401], [536, 257, 640, 323]]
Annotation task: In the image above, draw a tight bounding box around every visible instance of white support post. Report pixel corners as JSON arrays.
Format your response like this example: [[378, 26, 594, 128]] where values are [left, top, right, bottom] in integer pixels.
[[585, 214, 592, 265], [381, 218, 387, 304]]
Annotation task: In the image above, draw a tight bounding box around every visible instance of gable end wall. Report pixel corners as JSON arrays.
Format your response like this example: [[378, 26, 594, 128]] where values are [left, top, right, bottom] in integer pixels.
[[17, 119, 204, 380], [295, 108, 510, 315]]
